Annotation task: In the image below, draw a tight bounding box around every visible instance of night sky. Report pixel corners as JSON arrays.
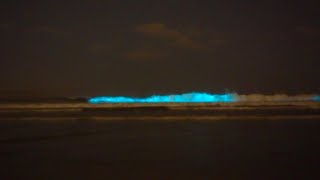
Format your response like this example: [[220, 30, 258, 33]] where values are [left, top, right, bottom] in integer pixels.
[[1, 0, 319, 97]]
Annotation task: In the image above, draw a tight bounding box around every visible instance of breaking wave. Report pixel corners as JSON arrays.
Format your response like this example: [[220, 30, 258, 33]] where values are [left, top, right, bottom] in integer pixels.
[[89, 92, 236, 103], [88, 92, 320, 104]]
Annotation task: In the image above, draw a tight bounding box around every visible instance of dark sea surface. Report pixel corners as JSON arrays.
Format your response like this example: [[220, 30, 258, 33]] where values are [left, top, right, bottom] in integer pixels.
[[1, 102, 320, 179]]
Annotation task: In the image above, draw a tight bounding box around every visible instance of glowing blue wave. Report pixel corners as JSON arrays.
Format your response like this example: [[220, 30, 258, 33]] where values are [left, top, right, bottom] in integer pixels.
[[88, 92, 237, 104], [313, 96, 320, 102]]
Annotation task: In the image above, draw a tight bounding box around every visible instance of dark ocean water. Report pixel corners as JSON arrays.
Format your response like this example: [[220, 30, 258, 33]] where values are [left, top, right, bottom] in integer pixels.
[[1, 102, 320, 179]]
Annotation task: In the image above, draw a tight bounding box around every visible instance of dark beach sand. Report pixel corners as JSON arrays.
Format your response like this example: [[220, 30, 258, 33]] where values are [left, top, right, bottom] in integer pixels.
[[1, 103, 320, 179]]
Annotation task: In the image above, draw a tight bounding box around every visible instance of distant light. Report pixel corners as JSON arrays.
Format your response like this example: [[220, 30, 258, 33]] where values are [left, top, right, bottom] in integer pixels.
[[88, 92, 237, 104]]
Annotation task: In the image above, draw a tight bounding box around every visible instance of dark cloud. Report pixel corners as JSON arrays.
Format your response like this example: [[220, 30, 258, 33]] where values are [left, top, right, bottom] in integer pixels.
[[173, 36, 203, 49], [135, 23, 204, 49], [135, 23, 185, 39], [125, 49, 167, 61], [89, 43, 112, 55]]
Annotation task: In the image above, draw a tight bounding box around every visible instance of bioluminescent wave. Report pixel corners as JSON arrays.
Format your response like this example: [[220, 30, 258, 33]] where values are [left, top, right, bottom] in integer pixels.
[[88, 92, 320, 104], [313, 96, 320, 102], [88, 92, 237, 104]]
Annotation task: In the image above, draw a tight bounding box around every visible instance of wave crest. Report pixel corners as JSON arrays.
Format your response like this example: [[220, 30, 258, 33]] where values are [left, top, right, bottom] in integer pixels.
[[88, 92, 320, 104], [89, 92, 236, 103]]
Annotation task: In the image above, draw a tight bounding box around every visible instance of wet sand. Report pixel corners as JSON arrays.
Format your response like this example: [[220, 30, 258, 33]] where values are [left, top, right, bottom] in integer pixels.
[[1, 103, 320, 179]]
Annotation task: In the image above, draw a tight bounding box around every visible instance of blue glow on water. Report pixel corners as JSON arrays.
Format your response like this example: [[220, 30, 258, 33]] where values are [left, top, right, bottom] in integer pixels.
[[88, 92, 237, 104], [313, 96, 320, 102]]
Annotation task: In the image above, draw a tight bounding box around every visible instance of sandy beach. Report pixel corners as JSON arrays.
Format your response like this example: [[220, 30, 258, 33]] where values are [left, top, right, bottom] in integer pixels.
[[1, 102, 320, 179]]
